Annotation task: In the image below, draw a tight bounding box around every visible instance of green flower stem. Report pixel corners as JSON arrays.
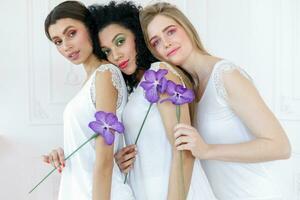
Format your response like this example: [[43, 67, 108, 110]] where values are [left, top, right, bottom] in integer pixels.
[[176, 105, 186, 200], [29, 133, 98, 194], [124, 103, 153, 184]]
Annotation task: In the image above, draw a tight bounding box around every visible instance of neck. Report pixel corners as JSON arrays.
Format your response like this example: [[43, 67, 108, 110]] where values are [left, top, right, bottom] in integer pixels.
[[181, 49, 218, 84], [83, 54, 106, 77]]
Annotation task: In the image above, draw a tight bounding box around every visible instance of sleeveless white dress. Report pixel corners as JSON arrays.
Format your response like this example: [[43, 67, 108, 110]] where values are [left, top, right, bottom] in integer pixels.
[[58, 64, 134, 200], [194, 60, 282, 200], [122, 62, 217, 200]]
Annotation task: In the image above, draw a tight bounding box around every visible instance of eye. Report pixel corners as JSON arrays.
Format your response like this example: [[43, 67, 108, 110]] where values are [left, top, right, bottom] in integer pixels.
[[53, 39, 62, 46], [167, 28, 176, 36], [115, 37, 125, 47], [101, 48, 111, 56], [68, 30, 76, 38], [151, 39, 161, 48]]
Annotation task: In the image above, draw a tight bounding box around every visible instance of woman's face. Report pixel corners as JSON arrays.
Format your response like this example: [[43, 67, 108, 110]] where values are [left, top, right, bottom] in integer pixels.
[[98, 24, 137, 75], [48, 18, 93, 65], [147, 15, 193, 66]]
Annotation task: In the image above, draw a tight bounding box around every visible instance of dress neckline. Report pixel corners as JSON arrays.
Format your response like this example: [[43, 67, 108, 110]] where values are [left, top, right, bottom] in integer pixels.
[[197, 59, 227, 105]]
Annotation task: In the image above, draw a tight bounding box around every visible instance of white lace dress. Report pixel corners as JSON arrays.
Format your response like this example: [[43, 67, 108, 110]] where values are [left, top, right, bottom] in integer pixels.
[[58, 64, 134, 200], [194, 60, 282, 200], [122, 62, 217, 200]]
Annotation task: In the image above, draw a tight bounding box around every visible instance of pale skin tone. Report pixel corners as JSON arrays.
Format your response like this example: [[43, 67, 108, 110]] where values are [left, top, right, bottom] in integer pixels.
[[145, 14, 291, 163], [42, 18, 117, 200], [98, 23, 194, 199]]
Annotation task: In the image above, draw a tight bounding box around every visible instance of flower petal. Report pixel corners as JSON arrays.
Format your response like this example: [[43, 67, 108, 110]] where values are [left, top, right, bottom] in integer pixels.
[[181, 89, 195, 103], [165, 80, 176, 95], [175, 85, 187, 94], [156, 69, 168, 80], [140, 81, 155, 91], [103, 129, 115, 145], [158, 77, 168, 94], [105, 113, 118, 126], [145, 86, 159, 103], [144, 70, 156, 82], [111, 121, 125, 133], [88, 121, 105, 135], [173, 96, 186, 105], [95, 111, 107, 122]]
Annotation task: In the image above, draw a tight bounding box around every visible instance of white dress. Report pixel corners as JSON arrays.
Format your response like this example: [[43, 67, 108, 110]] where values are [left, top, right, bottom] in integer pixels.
[[122, 62, 217, 200], [194, 60, 283, 200], [58, 64, 134, 200]]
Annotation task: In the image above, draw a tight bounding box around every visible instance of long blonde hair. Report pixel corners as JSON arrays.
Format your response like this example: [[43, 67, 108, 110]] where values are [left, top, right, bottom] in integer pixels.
[[140, 2, 210, 122], [139, 2, 209, 60]]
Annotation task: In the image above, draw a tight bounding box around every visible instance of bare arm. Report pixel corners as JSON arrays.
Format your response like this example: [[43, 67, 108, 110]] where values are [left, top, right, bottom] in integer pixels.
[[175, 69, 291, 162], [92, 70, 118, 200], [205, 69, 291, 162], [157, 63, 194, 200]]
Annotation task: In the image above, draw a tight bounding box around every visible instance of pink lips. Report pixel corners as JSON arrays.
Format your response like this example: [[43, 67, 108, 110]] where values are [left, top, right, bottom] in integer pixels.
[[167, 47, 180, 57], [118, 60, 129, 69], [68, 51, 80, 61]]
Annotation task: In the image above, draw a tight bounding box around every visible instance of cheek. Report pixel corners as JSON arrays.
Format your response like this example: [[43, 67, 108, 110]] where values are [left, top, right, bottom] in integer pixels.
[[57, 46, 67, 57], [127, 38, 137, 57], [157, 47, 166, 57], [78, 31, 92, 50], [107, 55, 117, 65], [176, 29, 187, 42]]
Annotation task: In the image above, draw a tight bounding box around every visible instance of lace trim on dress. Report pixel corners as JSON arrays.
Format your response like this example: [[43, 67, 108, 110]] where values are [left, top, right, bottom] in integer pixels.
[[214, 61, 252, 104], [91, 65, 123, 109], [158, 62, 185, 86]]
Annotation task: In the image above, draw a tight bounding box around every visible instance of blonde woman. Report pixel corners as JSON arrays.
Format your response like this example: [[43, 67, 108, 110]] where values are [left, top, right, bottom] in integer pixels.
[[140, 2, 291, 200]]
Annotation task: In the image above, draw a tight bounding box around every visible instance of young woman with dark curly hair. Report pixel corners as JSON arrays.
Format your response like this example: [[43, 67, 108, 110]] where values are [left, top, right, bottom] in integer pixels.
[[89, 1, 217, 200]]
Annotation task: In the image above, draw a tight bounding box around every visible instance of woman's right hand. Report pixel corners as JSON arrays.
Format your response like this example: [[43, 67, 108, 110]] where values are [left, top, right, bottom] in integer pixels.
[[114, 144, 137, 174], [42, 147, 65, 173]]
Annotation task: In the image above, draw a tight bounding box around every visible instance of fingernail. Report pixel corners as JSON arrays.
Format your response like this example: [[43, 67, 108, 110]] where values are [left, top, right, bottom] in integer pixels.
[[62, 163, 65, 167]]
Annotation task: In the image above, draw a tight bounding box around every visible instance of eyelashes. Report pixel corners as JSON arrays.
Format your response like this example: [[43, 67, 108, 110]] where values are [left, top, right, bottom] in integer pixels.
[[115, 36, 125, 46], [52, 30, 77, 47], [150, 27, 177, 48]]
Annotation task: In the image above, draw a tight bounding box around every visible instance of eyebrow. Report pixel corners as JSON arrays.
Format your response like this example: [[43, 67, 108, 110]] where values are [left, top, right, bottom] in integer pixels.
[[149, 25, 176, 43], [111, 33, 124, 43], [100, 33, 124, 48], [51, 26, 75, 41]]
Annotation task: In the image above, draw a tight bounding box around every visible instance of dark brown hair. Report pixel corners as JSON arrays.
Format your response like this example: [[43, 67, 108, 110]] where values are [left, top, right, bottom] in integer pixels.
[[44, 1, 93, 41]]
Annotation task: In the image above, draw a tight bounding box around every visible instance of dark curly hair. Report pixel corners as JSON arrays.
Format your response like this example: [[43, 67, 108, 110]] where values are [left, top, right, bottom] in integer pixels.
[[44, 1, 96, 43], [88, 1, 158, 93]]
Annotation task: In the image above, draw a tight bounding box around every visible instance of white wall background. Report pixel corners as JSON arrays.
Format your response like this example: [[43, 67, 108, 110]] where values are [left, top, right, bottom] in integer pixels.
[[0, 0, 299, 199]]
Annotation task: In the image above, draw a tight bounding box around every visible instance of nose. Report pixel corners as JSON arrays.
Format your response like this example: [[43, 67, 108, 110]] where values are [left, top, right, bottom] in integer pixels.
[[63, 40, 73, 52], [111, 49, 121, 62], [162, 37, 171, 49]]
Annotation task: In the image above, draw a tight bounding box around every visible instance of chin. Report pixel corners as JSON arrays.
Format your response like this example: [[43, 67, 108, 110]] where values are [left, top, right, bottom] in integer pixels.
[[123, 66, 137, 76], [71, 60, 82, 65], [170, 56, 185, 66]]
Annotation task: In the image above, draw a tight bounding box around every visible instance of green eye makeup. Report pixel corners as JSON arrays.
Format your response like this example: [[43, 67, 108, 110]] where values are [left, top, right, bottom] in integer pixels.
[[115, 35, 125, 46]]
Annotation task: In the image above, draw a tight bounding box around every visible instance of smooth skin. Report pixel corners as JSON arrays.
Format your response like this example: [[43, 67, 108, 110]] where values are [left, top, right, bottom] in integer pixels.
[[43, 18, 117, 200], [98, 23, 194, 200], [146, 14, 291, 163]]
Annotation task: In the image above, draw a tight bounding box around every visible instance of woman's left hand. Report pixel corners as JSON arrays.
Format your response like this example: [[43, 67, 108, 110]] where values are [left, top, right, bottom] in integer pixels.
[[174, 123, 210, 159]]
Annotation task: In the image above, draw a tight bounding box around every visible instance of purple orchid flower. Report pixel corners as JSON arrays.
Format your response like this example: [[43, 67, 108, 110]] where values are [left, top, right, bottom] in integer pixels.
[[88, 111, 124, 145], [160, 80, 195, 105], [140, 69, 168, 103]]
